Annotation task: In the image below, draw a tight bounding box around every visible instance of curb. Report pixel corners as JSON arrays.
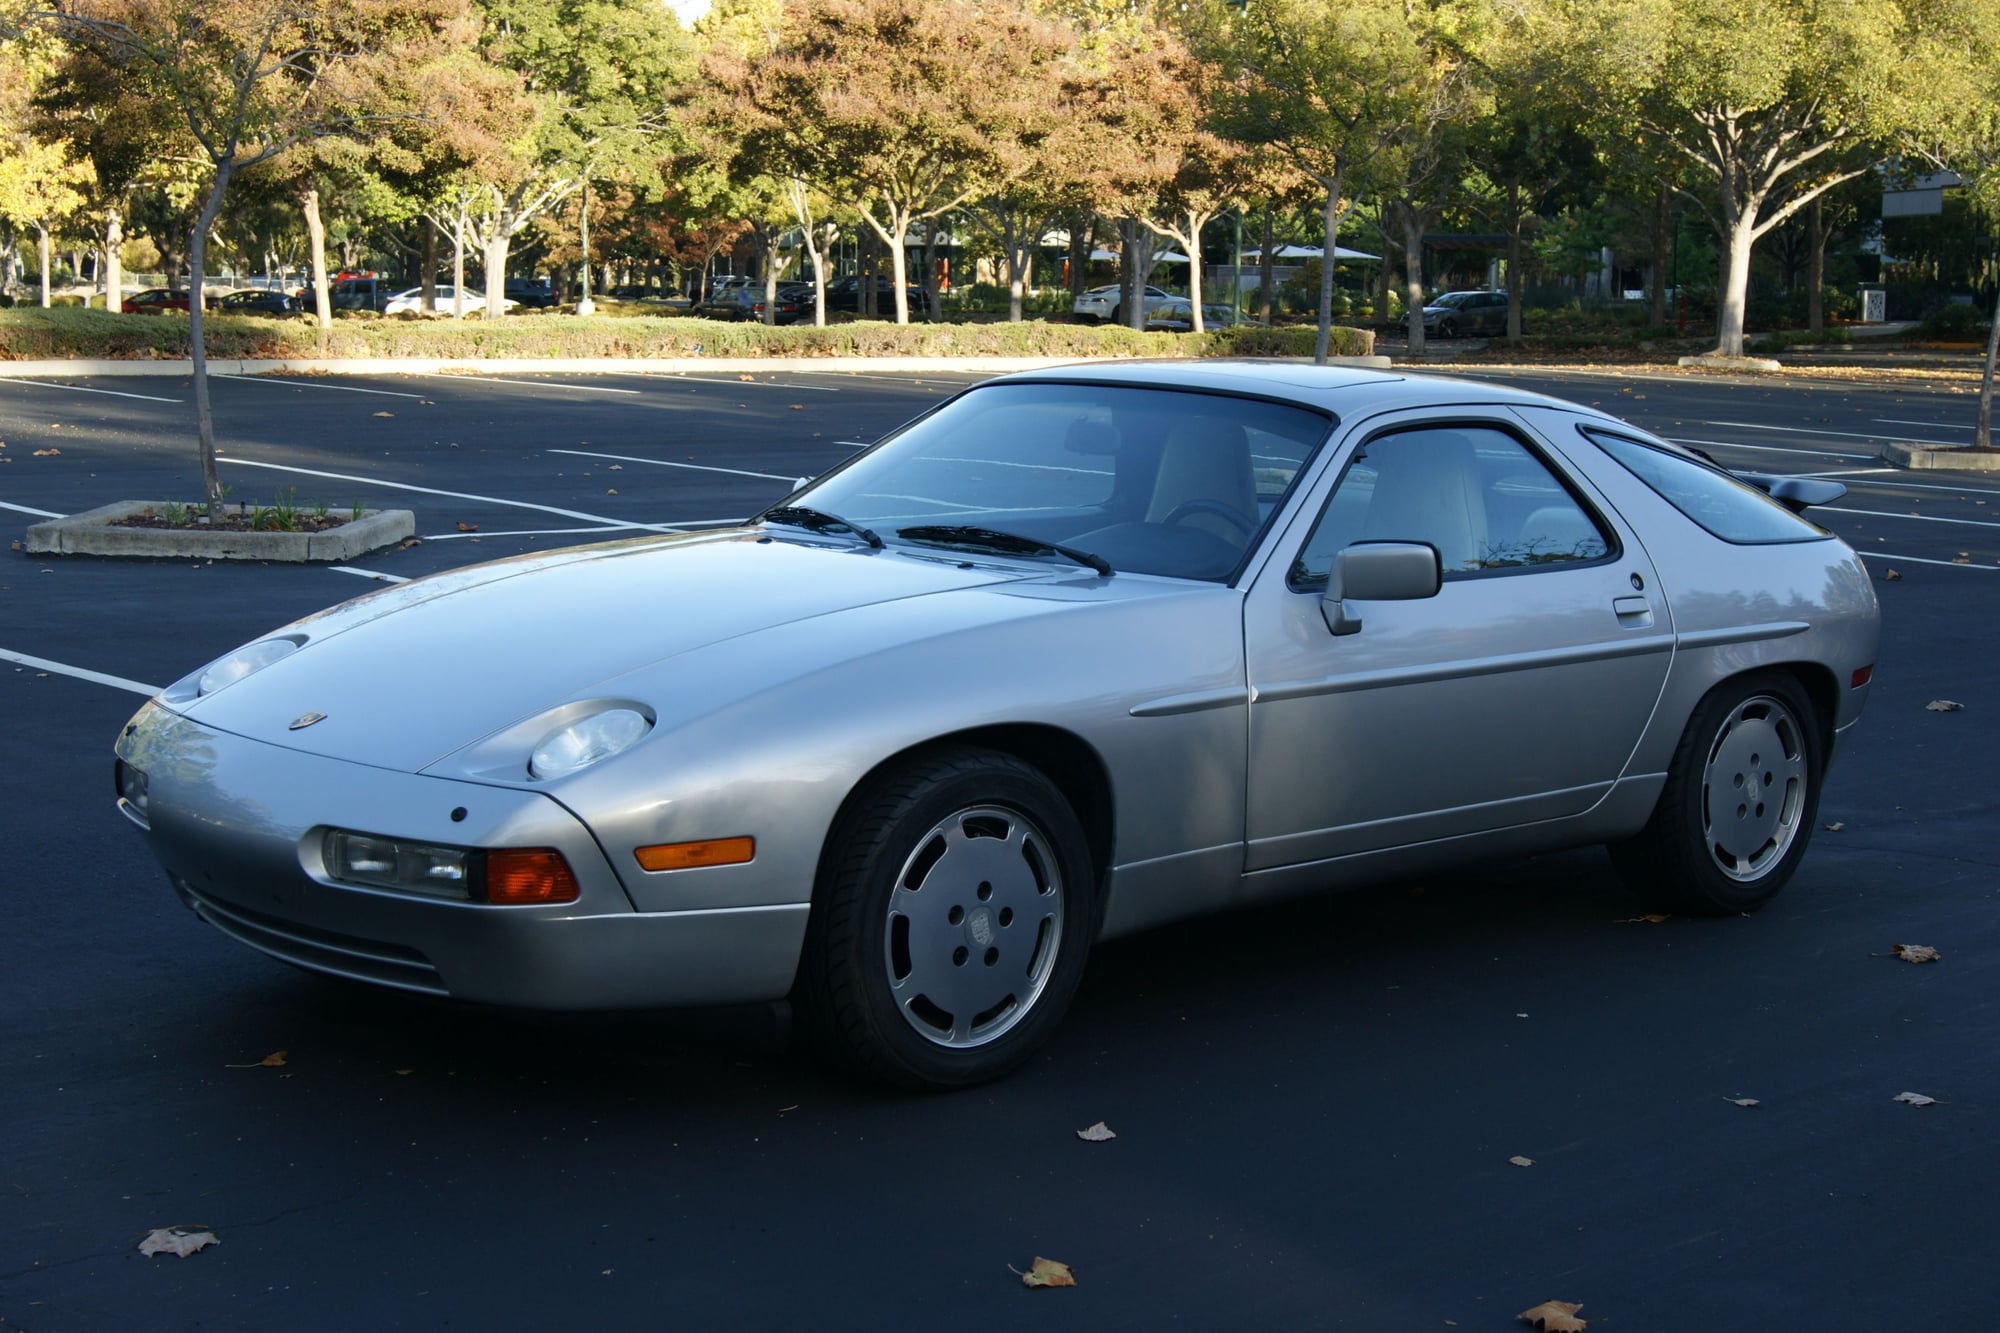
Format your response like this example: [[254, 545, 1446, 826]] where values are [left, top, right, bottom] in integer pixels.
[[0, 353, 1394, 378], [1676, 353, 1786, 373], [26, 502, 417, 561], [1880, 442, 2000, 472]]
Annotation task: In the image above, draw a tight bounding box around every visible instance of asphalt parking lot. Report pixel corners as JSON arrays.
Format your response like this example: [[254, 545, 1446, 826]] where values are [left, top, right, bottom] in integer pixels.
[[5, 363, 1999, 1330]]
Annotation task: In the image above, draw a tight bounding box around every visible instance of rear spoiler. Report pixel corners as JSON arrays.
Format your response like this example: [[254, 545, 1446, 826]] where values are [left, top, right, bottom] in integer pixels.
[[1680, 446, 1847, 513], [1733, 471, 1847, 513]]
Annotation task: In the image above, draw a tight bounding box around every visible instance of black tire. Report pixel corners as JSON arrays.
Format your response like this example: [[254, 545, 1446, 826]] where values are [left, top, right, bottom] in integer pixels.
[[1610, 671, 1824, 914], [1438, 318, 1458, 339], [793, 747, 1098, 1089]]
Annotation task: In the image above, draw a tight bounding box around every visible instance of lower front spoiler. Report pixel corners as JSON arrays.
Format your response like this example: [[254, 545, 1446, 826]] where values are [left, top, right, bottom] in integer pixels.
[[171, 871, 810, 1010]]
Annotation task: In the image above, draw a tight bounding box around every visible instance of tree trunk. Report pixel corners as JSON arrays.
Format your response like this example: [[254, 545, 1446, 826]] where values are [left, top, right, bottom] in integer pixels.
[[576, 180, 594, 315], [301, 185, 332, 331], [482, 229, 513, 320], [1507, 182, 1525, 340], [1183, 211, 1205, 334], [1976, 280, 1998, 450], [1807, 197, 1827, 335], [189, 164, 233, 520], [37, 224, 52, 308], [1314, 172, 1344, 365], [1257, 209, 1273, 326], [103, 206, 122, 313], [1397, 202, 1426, 357], [421, 215, 437, 315], [1650, 190, 1668, 328], [1714, 214, 1756, 358], [451, 205, 467, 317]]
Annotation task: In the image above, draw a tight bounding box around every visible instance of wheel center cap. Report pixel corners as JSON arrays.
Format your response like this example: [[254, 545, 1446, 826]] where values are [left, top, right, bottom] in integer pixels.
[[967, 907, 995, 948]]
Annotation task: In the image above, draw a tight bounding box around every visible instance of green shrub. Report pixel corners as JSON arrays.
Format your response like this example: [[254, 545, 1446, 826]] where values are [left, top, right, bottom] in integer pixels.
[[1917, 301, 1986, 339], [0, 307, 1380, 363]]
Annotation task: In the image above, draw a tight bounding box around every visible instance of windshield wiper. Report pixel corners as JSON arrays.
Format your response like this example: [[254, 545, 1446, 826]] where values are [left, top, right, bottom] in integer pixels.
[[896, 524, 1112, 576], [761, 505, 883, 548]]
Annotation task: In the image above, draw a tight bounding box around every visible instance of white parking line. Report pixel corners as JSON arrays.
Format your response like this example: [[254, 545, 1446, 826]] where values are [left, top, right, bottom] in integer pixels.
[[1857, 551, 1999, 571], [547, 448, 799, 482], [329, 566, 410, 583], [648, 374, 840, 392], [1668, 436, 1878, 461], [422, 519, 743, 541], [212, 375, 426, 399], [1821, 505, 2000, 530], [0, 377, 180, 404], [1, 647, 158, 695], [1, 500, 64, 518], [460, 376, 641, 395], [1874, 418, 1973, 431], [795, 370, 971, 387], [1708, 419, 1966, 449], [216, 457, 681, 530]]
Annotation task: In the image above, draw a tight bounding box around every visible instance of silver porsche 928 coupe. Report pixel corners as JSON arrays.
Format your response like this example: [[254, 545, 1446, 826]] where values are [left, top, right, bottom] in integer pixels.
[[115, 363, 1879, 1089]]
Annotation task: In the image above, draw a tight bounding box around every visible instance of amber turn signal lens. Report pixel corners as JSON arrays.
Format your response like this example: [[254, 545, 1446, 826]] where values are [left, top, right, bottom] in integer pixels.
[[483, 848, 581, 904], [634, 837, 755, 872]]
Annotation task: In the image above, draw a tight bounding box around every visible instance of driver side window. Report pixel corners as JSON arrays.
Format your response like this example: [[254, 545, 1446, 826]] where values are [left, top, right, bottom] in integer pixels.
[[1291, 424, 1612, 587]]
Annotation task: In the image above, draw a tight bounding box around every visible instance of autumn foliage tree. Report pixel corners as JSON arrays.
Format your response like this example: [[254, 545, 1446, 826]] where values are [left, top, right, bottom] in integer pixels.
[[29, 0, 493, 517]]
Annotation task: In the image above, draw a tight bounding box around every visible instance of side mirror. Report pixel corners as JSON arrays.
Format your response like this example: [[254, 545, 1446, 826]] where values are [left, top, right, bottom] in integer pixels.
[[1322, 541, 1442, 636]]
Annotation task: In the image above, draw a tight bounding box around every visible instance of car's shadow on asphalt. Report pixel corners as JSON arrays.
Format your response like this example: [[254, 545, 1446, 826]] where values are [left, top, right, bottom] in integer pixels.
[[190, 845, 1660, 1112]]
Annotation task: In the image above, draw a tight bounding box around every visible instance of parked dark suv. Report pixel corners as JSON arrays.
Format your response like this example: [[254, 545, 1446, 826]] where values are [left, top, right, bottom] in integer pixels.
[[504, 278, 556, 309], [1420, 289, 1510, 338], [824, 275, 931, 319]]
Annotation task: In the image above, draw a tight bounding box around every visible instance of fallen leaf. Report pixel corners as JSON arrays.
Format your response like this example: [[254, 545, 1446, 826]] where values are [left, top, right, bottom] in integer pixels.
[[1925, 700, 1964, 712], [1616, 914, 1672, 924], [455, 521, 479, 533], [139, 1226, 219, 1258], [606, 488, 619, 495], [1076, 1121, 1117, 1142], [1954, 553, 1971, 563], [1885, 569, 1902, 580], [737, 373, 755, 381], [32, 448, 60, 456], [790, 404, 805, 410], [1509, 1155, 1535, 1167], [225, 1050, 287, 1068], [608, 464, 622, 470], [1726, 1097, 1761, 1108], [397, 538, 423, 550], [1014, 1256, 1075, 1288], [1893, 1091, 1937, 1107], [1823, 821, 1845, 832], [373, 411, 395, 418], [1890, 944, 1941, 963], [1518, 1299, 1587, 1331]]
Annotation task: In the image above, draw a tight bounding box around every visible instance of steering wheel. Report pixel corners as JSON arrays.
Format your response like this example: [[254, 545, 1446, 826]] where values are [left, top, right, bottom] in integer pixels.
[[1160, 498, 1257, 539]]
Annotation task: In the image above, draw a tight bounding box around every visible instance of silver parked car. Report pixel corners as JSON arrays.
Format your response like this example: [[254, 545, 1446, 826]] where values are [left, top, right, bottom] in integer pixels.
[[114, 364, 1878, 1088]]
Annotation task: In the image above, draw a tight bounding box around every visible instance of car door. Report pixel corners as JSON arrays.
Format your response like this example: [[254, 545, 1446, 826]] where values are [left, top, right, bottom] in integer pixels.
[[1241, 411, 1674, 870]]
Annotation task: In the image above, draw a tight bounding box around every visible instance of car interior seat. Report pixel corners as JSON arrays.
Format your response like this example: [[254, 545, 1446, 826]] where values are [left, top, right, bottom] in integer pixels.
[[1358, 431, 1489, 574], [1144, 419, 1258, 546]]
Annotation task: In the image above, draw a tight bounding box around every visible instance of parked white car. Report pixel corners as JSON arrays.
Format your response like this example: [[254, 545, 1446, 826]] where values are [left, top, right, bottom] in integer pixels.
[[384, 286, 517, 316], [1072, 284, 1178, 324]]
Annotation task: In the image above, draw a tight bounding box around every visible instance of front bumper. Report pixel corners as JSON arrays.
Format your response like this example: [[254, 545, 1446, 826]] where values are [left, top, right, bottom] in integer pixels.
[[116, 702, 807, 1010]]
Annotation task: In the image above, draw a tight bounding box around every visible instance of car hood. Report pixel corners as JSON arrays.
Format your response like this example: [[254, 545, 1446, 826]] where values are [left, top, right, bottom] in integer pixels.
[[172, 530, 1047, 772]]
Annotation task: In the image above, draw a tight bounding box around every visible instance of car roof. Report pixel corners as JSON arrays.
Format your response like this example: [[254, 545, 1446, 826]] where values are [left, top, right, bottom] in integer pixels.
[[994, 359, 1621, 424]]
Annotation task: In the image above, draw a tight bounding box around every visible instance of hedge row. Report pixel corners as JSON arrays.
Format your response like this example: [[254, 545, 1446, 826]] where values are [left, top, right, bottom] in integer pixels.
[[0, 306, 1376, 362]]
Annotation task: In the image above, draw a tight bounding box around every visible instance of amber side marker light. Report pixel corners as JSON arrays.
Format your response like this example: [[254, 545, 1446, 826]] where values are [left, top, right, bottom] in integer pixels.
[[484, 848, 581, 905], [635, 837, 755, 872], [1851, 666, 1874, 688]]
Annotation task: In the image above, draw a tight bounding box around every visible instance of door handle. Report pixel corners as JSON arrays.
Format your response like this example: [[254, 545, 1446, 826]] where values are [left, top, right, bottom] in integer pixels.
[[1613, 595, 1654, 627]]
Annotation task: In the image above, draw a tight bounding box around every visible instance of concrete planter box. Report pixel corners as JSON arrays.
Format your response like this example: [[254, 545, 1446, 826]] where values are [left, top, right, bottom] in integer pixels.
[[25, 501, 416, 561], [1880, 442, 2000, 472]]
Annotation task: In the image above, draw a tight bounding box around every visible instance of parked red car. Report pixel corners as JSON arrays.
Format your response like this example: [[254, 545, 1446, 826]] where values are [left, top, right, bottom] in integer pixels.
[[121, 288, 194, 314]]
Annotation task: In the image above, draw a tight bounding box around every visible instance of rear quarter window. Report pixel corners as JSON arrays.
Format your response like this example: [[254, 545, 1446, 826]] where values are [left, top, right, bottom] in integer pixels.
[[1583, 428, 1829, 545]]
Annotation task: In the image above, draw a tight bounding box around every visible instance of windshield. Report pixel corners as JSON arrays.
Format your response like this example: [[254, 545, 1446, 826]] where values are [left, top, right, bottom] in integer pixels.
[[1431, 292, 1476, 308], [783, 382, 1333, 582]]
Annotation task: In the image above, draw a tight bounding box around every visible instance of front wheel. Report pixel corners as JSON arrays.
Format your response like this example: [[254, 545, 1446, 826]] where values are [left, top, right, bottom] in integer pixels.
[[1610, 672, 1824, 914], [794, 748, 1098, 1089]]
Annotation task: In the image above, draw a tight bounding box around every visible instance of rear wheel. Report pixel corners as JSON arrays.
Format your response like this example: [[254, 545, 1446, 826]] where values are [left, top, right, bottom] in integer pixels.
[[794, 748, 1098, 1089], [1611, 672, 1823, 914]]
